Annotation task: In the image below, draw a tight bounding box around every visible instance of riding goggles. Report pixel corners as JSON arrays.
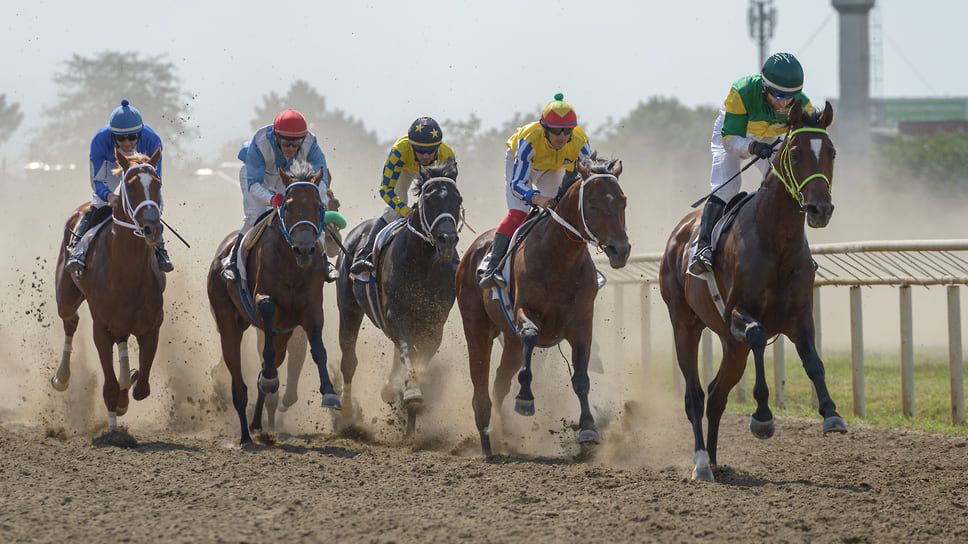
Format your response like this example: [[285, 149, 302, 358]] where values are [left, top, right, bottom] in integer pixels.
[[113, 132, 141, 142], [545, 127, 574, 136], [277, 136, 304, 149]]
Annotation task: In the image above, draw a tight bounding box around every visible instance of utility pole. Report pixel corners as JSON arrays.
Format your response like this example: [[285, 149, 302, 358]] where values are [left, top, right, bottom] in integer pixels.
[[748, 0, 776, 66]]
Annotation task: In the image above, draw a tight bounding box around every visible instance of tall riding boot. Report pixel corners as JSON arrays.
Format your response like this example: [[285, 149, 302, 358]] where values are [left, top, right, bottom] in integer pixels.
[[155, 242, 174, 273], [323, 254, 338, 283], [221, 234, 244, 283], [64, 207, 97, 273], [477, 232, 512, 289], [349, 217, 387, 274], [687, 196, 726, 275]]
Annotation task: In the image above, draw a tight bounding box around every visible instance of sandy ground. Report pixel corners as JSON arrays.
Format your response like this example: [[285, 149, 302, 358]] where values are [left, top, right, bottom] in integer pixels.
[[2, 156, 967, 543]]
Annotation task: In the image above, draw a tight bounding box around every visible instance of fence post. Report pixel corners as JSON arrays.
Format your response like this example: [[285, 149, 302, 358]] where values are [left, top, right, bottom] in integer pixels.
[[773, 337, 786, 409], [639, 283, 652, 388], [900, 285, 915, 418], [947, 285, 965, 425], [850, 285, 866, 417]]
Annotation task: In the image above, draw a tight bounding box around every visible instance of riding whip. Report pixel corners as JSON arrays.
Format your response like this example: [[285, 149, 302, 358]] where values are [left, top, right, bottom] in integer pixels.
[[690, 138, 781, 208], [160, 218, 191, 248]]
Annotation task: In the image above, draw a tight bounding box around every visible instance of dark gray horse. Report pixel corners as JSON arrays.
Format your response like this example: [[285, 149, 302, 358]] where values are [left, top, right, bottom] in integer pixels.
[[335, 160, 462, 435]]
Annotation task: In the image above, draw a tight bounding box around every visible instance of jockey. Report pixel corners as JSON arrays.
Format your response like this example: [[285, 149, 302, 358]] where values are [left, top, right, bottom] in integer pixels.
[[477, 93, 591, 289], [688, 52, 813, 275], [220, 108, 333, 283], [349, 116, 457, 274], [65, 99, 169, 273]]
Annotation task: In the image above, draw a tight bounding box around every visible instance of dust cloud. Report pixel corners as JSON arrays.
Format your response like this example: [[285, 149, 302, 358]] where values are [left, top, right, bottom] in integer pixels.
[[0, 137, 963, 468]]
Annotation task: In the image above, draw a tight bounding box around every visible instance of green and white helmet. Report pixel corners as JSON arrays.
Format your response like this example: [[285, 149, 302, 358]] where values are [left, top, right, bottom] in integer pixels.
[[761, 52, 803, 96]]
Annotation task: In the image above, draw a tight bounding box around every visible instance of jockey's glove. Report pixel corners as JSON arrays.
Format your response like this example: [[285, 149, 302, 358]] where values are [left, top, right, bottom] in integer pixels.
[[749, 141, 775, 160]]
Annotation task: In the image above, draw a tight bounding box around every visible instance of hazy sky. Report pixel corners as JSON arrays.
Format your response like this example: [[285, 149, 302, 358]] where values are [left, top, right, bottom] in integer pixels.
[[2, 0, 964, 165]]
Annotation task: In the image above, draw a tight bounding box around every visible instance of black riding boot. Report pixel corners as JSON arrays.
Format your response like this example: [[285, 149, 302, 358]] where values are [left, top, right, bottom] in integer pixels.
[[687, 196, 726, 275], [323, 254, 338, 283], [477, 232, 512, 289], [155, 242, 174, 273], [221, 234, 244, 283], [64, 207, 97, 273], [349, 217, 387, 275]]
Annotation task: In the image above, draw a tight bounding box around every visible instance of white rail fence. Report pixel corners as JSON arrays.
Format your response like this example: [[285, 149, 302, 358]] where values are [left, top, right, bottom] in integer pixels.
[[594, 239, 968, 425]]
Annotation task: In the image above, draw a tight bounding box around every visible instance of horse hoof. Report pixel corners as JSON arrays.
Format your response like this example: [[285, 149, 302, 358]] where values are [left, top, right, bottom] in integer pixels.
[[380, 382, 399, 404], [749, 416, 775, 439], [578, 429, 600, 444], [823, 416, 848, 435], [258, 372, 280, 395], [51, 375, 68, 392], [403, 386, 424, 406], [321, 393, 342, 410], [514, 398, 535, 416], [692, 465, 715, 482], [125, 369, 140, 391]]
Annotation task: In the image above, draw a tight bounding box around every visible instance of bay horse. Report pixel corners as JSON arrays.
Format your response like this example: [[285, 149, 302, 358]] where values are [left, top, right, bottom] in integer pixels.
[[455, 153, 629, 457], [53, 147, 166, 429], [659, 100, 846, 482], [207, 160, 341, 446], [335, 160, 462, 435]]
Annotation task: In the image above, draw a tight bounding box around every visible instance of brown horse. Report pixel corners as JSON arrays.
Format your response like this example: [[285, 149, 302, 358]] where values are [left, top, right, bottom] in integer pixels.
[[53, 148, 166, 429], [207, 160, 340, 446], [659, 100, 846, 482], [455, 153, 629, 457]]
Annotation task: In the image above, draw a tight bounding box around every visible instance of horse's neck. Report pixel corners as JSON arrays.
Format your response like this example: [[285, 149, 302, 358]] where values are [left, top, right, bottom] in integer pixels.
[[752, 175, 807, 249], [531, 202, 589, 266]]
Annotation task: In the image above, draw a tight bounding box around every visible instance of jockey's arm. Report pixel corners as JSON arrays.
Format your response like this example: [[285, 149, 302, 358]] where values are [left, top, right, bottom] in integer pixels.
[[380, 149, 412, 217], [243, 146, 274, 207]]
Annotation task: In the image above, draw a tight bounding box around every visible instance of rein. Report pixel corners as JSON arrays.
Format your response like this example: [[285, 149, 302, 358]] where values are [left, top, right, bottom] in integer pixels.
[[771, 127, 832, 204], [406, 177, 462, 245], [278, 181, 325, 246], [547, 173, 617, 251], [114, 164, 163, 236]]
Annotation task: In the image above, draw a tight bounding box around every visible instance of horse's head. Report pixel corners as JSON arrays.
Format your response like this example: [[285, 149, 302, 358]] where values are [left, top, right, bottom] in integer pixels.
[[559, 153, 630, 268], [115, 147, 164, 247], [774, 100, 836, 228], [278, 161, 326, 269], [413, 159, 462, 262]]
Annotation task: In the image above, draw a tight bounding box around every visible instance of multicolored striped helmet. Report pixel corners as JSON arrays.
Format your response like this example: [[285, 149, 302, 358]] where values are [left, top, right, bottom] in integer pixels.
[[408, 117, 442, 150], [540, 93, 577, 128], [273, 109, 309, 138], [109, 99, 143, 135]]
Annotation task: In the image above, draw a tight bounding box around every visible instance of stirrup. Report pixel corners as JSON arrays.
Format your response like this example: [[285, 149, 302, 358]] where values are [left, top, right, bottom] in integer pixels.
[[688, 246, 713, 275], [156, 251, 174, 273], [65, 255, 86, 274], [349, 258, 374, 275], [221, 266, 238, 283]]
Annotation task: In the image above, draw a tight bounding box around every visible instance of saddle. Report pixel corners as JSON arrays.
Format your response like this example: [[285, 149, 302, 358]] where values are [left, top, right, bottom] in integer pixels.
[[349, 217, 407, 283], [710, 191, 755, 255]]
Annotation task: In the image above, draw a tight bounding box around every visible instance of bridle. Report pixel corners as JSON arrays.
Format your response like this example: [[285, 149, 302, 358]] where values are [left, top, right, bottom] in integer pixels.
[[114, 164, 163, 237], [546, 173, 618, 252], [277, 181, 325, 247], [771, 127, 833, 205], [406, 177, 462, 246]]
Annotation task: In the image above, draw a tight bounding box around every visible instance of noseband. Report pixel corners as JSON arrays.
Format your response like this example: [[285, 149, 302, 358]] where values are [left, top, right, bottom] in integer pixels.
[[771, 127, 833, 205], [547, 173, 618, 251], [406, 177, 462, 246], [114, 164, 163, 237], [278, 181, 325, 247]]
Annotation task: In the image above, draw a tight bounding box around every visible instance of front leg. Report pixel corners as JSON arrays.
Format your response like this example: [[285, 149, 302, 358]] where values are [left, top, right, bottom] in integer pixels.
[[514, 311, 539, 416], [730, 307, 774, 439], [256, 295, 279, 394], [791, 319, 847, 434], [308, 325, 341, 410]]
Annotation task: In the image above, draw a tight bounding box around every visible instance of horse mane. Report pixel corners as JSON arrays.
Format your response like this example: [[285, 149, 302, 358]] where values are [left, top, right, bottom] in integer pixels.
[[415, 158, 458, 196], [555, 150, 618, 200], [285, 160, 318, 181], [110, 152, 152, 176]]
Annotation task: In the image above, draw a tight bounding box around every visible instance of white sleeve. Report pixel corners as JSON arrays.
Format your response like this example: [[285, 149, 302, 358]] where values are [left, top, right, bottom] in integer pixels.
[[248, 181, 274, 206]]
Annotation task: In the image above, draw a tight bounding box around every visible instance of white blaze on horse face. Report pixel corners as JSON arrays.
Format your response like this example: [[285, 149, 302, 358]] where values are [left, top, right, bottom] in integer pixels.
[[137, 172, 152, 195], [810, 138, 822, 162]]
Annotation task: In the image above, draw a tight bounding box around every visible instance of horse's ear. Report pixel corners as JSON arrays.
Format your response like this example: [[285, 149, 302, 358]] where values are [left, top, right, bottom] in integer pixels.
[[279, 167, 292, 185], [115, 147, 130, 171], [447, 160, 458, 181], [312, 167, 325, 186], [788, 100, 804, 128], [819, 100, 834, 129], [149, 145, 162, 169], [576, 161, 592, 180], [612, 160, 623, 178]]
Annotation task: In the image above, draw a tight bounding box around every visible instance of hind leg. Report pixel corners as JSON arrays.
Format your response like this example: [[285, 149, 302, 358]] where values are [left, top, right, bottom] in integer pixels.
[[281, 328, 308, 411], [728, 308, 774, 440], [308, 324, 341, 410], [52, 276, 84, 392], [458, 293, 500, 456], [337, 293, 365, 418], [567, 321, 599, 445], [132, 329, 158, 402]]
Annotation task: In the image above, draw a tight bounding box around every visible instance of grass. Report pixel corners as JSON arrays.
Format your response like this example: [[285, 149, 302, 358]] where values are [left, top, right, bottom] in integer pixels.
[[725, 349, 968, 436]]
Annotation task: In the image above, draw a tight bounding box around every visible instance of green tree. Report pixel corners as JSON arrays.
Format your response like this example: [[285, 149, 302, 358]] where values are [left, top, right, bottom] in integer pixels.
[[874, 131, 968, 195], [0, 94, 24, 150], [31, 51, 198, 167]]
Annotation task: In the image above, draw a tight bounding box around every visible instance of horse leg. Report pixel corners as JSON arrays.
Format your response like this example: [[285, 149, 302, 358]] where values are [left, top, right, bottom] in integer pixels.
[[52, 281, 84, 392], [792, 325, 847, 435], [337, 297, 365, 418], [705, 340, 751, 469], [51, 333, 76, 392], [513, 314, 539, 416], [115, 340, 132, 417], [255, 296, 279, 395], [280, 329, 308, 411], [252, 330, 273, 431], [467, 329, 499, 457], [569, 331, 599, 445], [729, 308, 774, 439], [219, 325, 252, 446], [669, 311, 710, 481], [398, 342, 423, 407], [92, 324, 120, 429], [308, 325, 341, 410]]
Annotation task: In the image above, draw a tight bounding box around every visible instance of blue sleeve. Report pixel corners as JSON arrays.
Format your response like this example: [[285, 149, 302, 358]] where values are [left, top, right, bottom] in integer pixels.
[[89, 127, 114, 201], [137, 126, 164, 176], [244, 139, 267, 190], [509, 140, 537, 204], [306, 138, 329, 188]]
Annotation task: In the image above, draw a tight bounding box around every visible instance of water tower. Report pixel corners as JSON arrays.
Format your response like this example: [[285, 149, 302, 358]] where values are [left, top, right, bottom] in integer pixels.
[[832, 0, 876, 157]]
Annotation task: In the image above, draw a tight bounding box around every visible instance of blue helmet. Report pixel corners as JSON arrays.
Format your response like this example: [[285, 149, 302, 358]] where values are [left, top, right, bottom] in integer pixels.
[[109, 99, 143, 135]]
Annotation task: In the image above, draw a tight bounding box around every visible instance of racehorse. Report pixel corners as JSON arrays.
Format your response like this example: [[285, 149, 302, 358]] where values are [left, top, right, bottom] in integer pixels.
[[53, 148, 166, 429], [659, 100, 846, 482], [207, 160, 341, 446], [335, 160, 462, 436], [455, 153, 629, 457]]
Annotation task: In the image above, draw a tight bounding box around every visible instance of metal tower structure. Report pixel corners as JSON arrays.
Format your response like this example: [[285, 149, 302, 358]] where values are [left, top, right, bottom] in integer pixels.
[[748, 0, 776, 66]]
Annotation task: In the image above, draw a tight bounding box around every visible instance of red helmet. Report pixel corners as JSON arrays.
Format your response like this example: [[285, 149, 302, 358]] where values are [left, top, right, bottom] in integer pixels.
[[273, 109, 308, 138], [540, 93, 578, 128]]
